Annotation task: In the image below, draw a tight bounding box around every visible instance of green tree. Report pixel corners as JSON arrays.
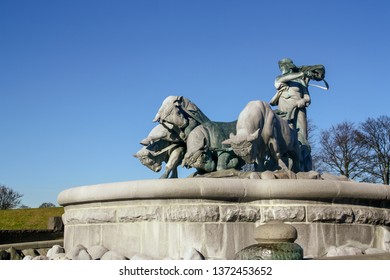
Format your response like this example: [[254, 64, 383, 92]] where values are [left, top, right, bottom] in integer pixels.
[[39, 202, 56, 208], [0, 185, 23, 210]]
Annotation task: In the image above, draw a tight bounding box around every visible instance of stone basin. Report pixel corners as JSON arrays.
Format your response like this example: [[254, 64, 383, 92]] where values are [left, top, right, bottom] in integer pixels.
[[57, 178, 390, 259]]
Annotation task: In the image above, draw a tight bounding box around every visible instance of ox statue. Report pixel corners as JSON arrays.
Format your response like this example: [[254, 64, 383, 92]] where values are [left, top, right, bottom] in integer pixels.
[[153, 95, 242, 173], [182, 121, 244, 173], [153, 96, 210, 141], [134, 124, 185, 179], [222, 100, 300, 173]]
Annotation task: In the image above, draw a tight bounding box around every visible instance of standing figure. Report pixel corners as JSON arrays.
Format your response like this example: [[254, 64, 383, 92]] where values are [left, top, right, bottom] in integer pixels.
[[270, 58, 325, 171]]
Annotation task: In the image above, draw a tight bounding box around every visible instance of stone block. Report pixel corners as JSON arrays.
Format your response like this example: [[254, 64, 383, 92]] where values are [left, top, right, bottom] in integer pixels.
[[101, 223, 141, 259], [67, 225, 102, 251], [307, 206, 353, 223], [87, 245, 109, 260], [63, 208, 116, 224], [164, 205, 219, 222], [238, 206, 261, 222], [262, 206, 305, 222], [220, 206, 240, 222], [335, 224, 375, 248], [294, 223, 336, 257], [117, 206, 162, 222], [353, 208, 389, 225], [373, 226, 390, 251], [326, 246, 363, 257], [140, 222, 180, 259], [101, 251, 127, 260], [203, 223, 255, 260], [220, 205, 260, 222], [179, 223, 205, 258]]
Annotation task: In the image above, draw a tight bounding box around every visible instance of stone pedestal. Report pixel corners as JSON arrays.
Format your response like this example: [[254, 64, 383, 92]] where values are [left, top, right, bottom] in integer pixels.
[[58, 178, 390, 259]]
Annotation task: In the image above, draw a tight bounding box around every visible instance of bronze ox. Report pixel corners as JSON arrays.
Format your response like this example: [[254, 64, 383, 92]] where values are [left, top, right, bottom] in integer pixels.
[[134, 124, 185, 179], [182, 121, 244, 173], [153, 96, 243, 173], [222, 100, 301, 172]]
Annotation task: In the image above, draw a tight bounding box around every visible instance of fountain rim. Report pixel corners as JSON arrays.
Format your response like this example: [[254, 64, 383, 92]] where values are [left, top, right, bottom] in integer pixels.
[[57, 178, 390, 206]]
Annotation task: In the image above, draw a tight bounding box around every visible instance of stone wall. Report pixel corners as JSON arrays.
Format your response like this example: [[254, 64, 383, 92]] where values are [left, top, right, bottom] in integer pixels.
[[58, 178, 390, 259]]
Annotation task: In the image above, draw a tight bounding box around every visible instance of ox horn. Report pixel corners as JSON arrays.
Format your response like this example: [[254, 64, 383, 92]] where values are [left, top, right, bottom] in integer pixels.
[[153, 113, 161, 123], [140, 138, 151, 146]]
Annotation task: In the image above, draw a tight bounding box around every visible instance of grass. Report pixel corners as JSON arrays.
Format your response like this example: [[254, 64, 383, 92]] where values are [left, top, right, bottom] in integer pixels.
[[0, 207, 64, 230]]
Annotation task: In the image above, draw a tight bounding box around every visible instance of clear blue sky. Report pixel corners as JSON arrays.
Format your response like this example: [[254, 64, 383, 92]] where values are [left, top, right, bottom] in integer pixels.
[[1, 0, 389, 207]]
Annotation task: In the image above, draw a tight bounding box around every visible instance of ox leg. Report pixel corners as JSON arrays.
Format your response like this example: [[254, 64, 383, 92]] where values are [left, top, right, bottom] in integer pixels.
[[268, 138, 293, 174], [289, 148, 301, 173], [165, 146, 185, 178], [216, 152, 230, 171]]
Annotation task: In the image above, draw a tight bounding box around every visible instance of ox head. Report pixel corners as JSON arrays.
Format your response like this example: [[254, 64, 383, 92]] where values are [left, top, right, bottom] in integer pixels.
[[134, 140, 171, 173], [140, 123, 181, 146], [153, 96, 189, 129], [134, 147, 163, 172], [222, 129, 260, 164]]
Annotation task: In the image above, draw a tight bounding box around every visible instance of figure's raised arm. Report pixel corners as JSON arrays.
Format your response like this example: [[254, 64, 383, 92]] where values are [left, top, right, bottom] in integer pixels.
[[274, 72, 305, 89]]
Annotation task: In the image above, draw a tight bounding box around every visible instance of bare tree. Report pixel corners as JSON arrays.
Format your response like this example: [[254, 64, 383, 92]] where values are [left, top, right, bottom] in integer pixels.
[[357, 116, 390, 185], [0, 185, 23, 210], [307, 118, 320, 170], [317, 121, 370, 180]]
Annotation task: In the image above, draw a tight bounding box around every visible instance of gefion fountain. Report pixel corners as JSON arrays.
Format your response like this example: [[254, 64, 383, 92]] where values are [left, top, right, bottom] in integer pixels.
[[58, 59, 390, 259]]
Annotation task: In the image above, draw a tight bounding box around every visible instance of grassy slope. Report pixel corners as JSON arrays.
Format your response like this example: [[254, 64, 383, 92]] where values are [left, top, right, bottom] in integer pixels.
[[0, 207, 64, 230]]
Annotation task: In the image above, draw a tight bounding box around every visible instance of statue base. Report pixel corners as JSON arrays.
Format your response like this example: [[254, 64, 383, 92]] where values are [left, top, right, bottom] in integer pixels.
[[57, 178, 390, 259]]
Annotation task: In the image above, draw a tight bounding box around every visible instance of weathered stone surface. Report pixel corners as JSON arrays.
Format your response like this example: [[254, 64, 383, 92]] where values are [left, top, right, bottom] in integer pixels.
[[58, 179, 390, 260], [23, 255, 33, 260], [22, 249, 39, 258], [130, 254, 154, 260], [0, 250, 10, 260], [365, 248, 387, 254], [220, 206, 260, 222], [47, 216, 64, 231], [220, 206, 240, 222], [294, 223, 336, 258], [164, 205, 219, 222], [183, 248, 205, 260], [307, 206, 353, 223], [101, 251, 127, 260], [87, 245, 109, 260], [254, 221, 297, 243], [238, 206, 260, 222], [262, 206, 305, 222], [7, 247, 24, 260], [66, 244, 87, 260], [260, 171, 276, 179], [52, 253, 68, 260], [78, 249, 92, 260], [374, 226, 390, 251], [64, 209, 116, 225], [354, 208, 389, 225], [117, 206, 162, 222], [47, 245, 65, 259], [320, 173, 349, 181], [297, 171, 321, 180], [326, 246, 363, 257], [32, 255, 49, 260], [37, 248, 49, 256]]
